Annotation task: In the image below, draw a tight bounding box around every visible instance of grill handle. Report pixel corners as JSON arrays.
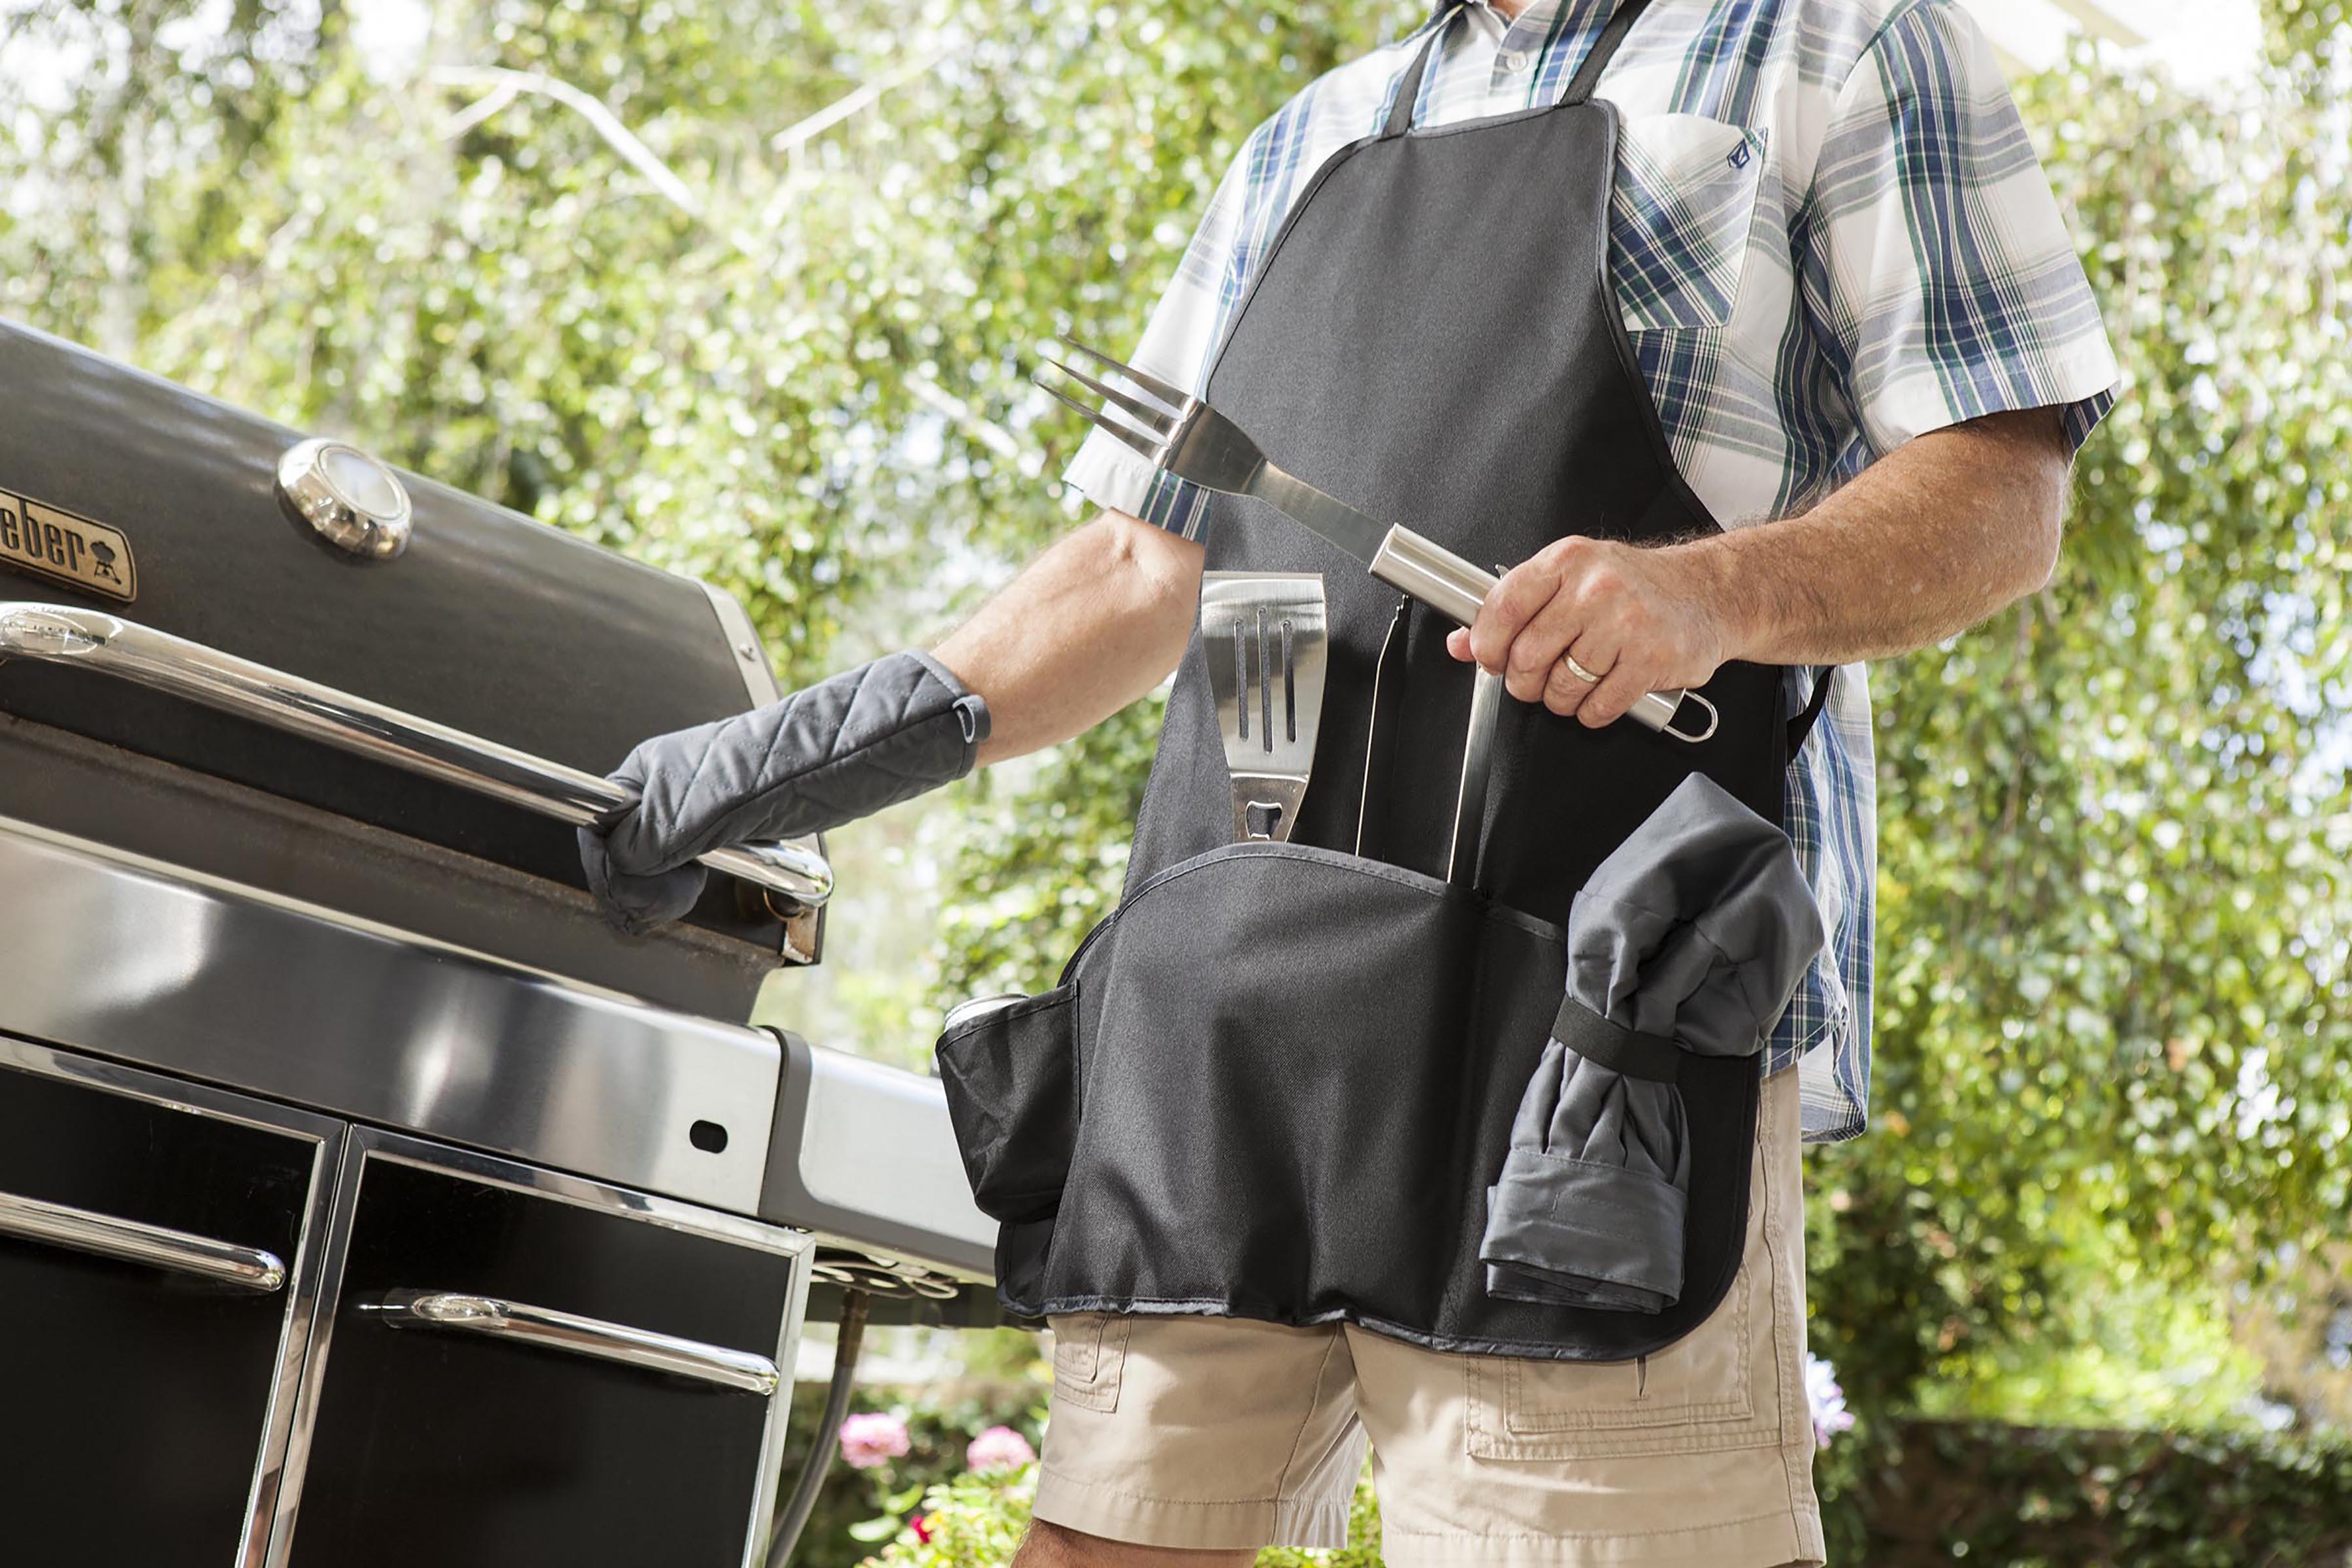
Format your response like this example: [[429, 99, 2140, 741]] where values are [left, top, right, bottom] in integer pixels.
[[0, 1189, 287, 1291], [0, 601, 832, 912], [365, 1288, 780, 1395]]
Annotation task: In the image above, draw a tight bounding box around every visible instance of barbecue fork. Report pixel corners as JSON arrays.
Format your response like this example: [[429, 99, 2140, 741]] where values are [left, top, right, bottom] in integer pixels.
[[1036, 338, 1716, 743]]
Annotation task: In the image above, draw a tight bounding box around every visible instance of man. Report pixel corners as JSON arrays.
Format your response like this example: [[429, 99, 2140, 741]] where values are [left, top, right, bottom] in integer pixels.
[[583, 1, 2117, 1563]]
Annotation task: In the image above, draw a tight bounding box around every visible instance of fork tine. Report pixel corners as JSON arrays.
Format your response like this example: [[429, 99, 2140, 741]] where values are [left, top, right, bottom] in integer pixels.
[[1042, 356, 1178, 438], [1060, 338, 1190, 415], [1032, 376, 1166, 463]]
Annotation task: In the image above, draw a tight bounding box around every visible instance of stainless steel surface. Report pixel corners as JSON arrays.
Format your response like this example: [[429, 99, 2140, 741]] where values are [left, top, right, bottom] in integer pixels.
[[265, 1126, 813, 1568], [1037, 345, 1709, 742], [0, 715, 783, 1021], [1448, 667, 1503, 887], [0, 601, 835, 909], [0, 1188, 286, 1290], [1364, 523, 1493, 627], [1039, 340, 1386, 563], [274, 437, 414, 560], [1201, 572, 1328, 843], [367, 1288, 781, 1395], [1367, 529, 1716, 743], [0, 1037, 346, 1568], [0, 816, 782, 1213], [698, 578, 784, 706], [809, 1252, 963, 1301], [763, 1031, 996, 1280], [695, 579, 828, 958]]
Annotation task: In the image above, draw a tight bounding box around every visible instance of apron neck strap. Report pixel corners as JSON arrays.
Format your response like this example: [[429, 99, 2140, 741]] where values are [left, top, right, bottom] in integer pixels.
[[1386, 0, 1659, 139], [1382, 8, 1461, 139], [1561, 0, 1657, 105]]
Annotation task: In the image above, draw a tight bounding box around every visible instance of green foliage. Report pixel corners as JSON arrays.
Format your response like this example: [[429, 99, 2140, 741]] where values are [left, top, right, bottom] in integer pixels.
[[1844, 1418, 2352, 1567], [849, 1419, 2352, 1568], [854, 1460, 1385, 1568], [1805, 24, 2352, 1432]]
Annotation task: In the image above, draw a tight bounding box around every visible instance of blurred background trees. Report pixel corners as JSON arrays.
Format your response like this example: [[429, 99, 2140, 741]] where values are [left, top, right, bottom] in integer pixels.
[[3, 0, 2347, 1558]]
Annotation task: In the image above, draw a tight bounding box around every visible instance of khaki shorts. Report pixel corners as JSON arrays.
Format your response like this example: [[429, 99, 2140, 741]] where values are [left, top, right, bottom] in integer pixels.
[[1033, 1062, 1824, 1568]]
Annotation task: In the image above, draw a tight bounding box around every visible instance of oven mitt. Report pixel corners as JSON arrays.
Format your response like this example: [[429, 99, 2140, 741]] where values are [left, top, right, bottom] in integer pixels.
[[1480, 773, 1823, 1312], [577, 650, 990, 934]]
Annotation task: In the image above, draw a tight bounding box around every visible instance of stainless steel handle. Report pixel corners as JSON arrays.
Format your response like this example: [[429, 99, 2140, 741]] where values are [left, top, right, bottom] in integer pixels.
[[0, 1189, 287, 1291], [0, 602, 834, 909], [1366, 529, 1719, 744], [367, 1288, 779, 1394]]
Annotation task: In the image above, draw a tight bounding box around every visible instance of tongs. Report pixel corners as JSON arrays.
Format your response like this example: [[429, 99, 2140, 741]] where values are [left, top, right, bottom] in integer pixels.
[[1036, 340, 1716, 743]]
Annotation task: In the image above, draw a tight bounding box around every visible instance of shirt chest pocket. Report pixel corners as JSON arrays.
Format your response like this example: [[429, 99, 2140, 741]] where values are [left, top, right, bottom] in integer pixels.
[[1609, 112, 1770, 333]]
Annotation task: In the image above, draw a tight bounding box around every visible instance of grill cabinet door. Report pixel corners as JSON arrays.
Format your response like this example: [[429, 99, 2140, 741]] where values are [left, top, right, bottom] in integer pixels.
[[0, 1039, 339, 1565], [281, 1133, 807, 1568]]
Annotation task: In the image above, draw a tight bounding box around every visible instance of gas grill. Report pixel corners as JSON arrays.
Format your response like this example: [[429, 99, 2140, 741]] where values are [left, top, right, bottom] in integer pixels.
[[0, 318, 995, 1567]]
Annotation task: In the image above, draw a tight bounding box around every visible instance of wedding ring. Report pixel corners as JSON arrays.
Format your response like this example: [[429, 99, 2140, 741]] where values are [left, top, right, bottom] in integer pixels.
[[1561, 652, 1602, 685]]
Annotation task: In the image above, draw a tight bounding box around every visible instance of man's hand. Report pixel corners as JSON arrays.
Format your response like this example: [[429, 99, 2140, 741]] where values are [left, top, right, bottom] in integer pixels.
[[1446, 406, 2075, 717], [1445, 536, 1737, 729]]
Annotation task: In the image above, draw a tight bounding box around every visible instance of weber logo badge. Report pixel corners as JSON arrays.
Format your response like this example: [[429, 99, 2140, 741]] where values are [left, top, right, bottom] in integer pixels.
[[0, 488, 137, 603]]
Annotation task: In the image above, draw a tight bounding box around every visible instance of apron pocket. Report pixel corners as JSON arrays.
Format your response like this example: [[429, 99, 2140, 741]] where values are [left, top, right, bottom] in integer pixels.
[[936, 985, 1080, 1224]]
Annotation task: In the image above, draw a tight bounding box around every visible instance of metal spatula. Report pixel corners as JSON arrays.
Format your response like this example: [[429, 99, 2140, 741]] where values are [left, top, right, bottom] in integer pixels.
[[1201, 572, 1328, 842]]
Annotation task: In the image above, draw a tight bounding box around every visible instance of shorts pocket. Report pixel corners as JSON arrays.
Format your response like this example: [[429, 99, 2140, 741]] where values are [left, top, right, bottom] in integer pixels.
[[1610, 112, 1769, 331], [1465, 1254, 1777, 1459], [936, 985, 1079, 1223], [1049, 1313, 1132, 1414]]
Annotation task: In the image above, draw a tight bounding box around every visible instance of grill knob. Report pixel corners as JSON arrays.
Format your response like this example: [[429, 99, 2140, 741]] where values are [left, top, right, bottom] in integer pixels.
[[276, 438, 412, 560]]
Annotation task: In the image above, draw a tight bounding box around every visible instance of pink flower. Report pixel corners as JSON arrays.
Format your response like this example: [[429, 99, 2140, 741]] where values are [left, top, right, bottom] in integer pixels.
[[1805, 1352, 1855, 1450], [965, 1424, 1037, 1473], [838, 1411, 911, 1469], [911, 1514, 935, 1544]]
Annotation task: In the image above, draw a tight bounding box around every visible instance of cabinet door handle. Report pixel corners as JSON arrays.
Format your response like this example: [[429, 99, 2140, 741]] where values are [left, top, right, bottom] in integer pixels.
[[366, 1289, 779, 1395], [0, 1190, 287, 1291]]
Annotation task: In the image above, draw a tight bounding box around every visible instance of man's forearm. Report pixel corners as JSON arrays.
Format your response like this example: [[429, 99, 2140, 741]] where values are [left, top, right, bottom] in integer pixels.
[[1672, 407, 2072, 667], [1452, 406, 2075, 725], [930, 511, 1204, 765]]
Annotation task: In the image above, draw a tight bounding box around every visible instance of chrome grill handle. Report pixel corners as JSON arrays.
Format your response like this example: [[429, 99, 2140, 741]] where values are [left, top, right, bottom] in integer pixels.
[[365, 1288, 779, 1395], [0, 601, 833, 911], [0, 1189, 287, 1291]]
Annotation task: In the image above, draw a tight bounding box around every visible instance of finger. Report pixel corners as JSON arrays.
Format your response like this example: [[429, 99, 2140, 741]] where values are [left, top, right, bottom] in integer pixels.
[[1503, 589, 1596, 702], [1541, 655, 1599, 718], [1578, 651, 1658, 730], [1446, 627, 1475, 662], [1469, 555, 1565, 672]]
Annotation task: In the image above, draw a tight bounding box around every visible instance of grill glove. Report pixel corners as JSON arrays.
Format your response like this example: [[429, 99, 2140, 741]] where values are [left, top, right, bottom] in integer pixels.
[[1480, 773, 1823, 1313], [578, 649, 990, 934]]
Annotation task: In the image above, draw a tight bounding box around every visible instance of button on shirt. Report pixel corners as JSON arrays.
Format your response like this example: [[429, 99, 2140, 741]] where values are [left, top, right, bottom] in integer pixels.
[[1063, 0, 2121, 1143]]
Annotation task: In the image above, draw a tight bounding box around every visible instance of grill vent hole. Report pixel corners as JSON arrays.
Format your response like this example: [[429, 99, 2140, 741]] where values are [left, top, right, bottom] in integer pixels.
[[689, 1120, 730, 1154]]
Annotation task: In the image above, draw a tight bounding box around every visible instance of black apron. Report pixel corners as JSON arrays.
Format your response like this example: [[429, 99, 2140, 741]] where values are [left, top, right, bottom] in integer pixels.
[[940, 0, 1826, 1360]]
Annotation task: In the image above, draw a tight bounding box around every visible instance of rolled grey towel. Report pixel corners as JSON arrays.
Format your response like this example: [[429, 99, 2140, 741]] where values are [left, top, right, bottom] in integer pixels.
[[578, 649, 990, 934], [1482, 772, 1823, 1312]]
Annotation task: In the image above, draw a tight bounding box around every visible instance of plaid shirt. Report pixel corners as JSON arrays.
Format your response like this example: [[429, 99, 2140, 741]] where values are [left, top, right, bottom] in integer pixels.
[[1064, 0, 2119, 1143]]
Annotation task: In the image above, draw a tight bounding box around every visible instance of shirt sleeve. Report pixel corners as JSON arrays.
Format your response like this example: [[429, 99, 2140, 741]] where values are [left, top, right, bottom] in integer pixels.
[[1798, 0, 2121, 459], [1058, 126, 1267, 538]]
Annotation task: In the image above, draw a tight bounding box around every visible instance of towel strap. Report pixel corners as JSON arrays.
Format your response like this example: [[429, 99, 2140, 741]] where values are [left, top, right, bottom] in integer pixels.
[[1551, 1000, 1684, 1084]]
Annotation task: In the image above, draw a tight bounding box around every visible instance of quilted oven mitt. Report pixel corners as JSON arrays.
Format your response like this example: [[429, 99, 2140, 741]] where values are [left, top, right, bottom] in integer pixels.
[[578, 649, 989, 934], [1480, 773, 1823, 1313]]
